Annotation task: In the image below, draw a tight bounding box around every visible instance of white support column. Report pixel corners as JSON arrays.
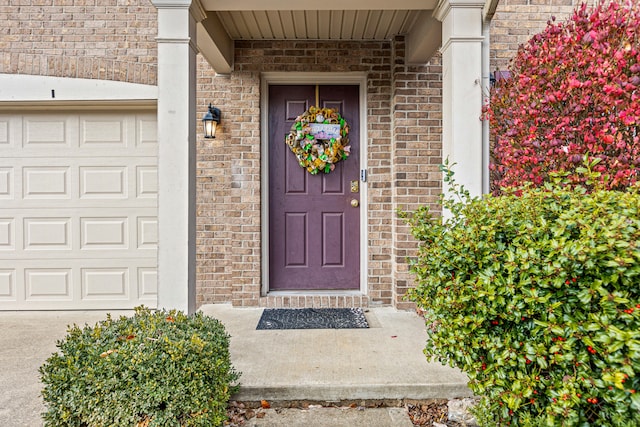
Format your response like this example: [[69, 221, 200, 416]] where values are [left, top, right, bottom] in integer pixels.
[[152, 0, 201, 313], [434, 0, 486, 198]]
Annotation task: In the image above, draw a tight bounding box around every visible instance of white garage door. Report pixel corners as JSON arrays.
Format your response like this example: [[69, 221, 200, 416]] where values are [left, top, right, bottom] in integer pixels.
[[0, 110, 158, 310]]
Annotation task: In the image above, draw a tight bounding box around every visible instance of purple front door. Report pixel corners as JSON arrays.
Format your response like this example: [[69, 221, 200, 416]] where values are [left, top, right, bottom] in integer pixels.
[[269, 85, 360, 291]]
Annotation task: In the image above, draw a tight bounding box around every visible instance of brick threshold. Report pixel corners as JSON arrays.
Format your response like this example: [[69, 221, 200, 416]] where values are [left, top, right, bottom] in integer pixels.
[[258, 292, 369, 308]]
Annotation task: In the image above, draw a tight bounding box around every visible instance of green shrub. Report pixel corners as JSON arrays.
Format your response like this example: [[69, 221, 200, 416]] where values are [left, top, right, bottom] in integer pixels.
[[404, 165, 640, 426], [40, 306, 240, 427]]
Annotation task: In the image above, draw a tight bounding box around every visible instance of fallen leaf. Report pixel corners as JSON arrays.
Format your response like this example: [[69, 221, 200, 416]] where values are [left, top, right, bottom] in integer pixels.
[[261, 400, 271, 409], [256, 412, 266, 418], [100, 349, 117, 358]]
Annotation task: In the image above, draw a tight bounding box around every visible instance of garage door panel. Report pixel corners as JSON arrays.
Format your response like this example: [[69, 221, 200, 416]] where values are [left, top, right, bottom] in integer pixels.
[[137, 217, 158, 250], [137, 116, 158, 148], [79, 115, 129, 148], [136, 166, 158, 199], [81, 268, 128, 300], [24, 115, 78, 148], [0, 113, 156, 158], [138, 267, 157, 302], [79, 159, 157, 202], [81, 217, 128, 249], [0, 260, 157, 310], [24, 217, 72, 250], [25, 268, 73, 301], [0, 209, 156, 259], [0, 159, 157, 209], [0, 269, 16, 300], [0, 110, 157, 310], [0, 118, 9, 145], [0, 167, 12, 199], [0, 218, 15, 250], [2, 147, 157, 159], [80, 166, 128, 199], [23, 166, 71, 200]]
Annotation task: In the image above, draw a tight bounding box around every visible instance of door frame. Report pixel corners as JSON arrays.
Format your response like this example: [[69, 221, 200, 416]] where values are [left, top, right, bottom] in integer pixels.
[[260, 72, 368, 297]]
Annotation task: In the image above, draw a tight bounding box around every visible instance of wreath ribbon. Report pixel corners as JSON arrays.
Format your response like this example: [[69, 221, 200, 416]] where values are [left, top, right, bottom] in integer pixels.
[[285, 106, 350, 175]]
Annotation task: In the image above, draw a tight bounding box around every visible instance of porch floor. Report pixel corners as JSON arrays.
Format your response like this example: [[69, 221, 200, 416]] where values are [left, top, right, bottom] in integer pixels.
[[0, 305, 472, 426], [201, 304, 472, 402]]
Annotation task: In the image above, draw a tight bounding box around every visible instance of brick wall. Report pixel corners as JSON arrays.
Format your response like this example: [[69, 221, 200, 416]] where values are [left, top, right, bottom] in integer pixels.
[[391, 37, 443, 310], [196, 38, 443, 308], [0, 0, 157, 84], [196, 67, 261, 307], [2, 1, 445, 310], [490, 0, 590, 73]]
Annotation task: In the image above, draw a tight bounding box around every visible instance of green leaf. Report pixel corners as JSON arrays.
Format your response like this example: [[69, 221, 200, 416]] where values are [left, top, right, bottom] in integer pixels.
[[631, 393, 640, 411], [404, 162, 640, 426]]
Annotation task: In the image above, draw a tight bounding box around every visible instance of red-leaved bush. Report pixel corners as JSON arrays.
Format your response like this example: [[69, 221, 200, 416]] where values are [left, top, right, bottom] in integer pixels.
[[485, 0, 640, 192]]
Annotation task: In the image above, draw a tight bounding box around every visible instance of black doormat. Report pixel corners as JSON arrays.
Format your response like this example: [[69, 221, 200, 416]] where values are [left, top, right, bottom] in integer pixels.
[[256, 308, 369, 330]]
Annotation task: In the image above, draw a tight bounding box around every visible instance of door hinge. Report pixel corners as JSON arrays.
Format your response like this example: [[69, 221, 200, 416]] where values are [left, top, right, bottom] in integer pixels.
[[360, 169, 367, 182]]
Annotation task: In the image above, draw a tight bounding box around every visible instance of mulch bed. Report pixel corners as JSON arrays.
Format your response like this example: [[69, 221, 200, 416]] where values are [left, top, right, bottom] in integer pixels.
[[225, 399, 464, 426], [406, 400, 463, 426]]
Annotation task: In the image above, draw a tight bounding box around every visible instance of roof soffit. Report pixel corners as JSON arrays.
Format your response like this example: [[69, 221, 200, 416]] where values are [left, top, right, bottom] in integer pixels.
[[200, 0, 438, 11], [193, 0, 494, 71]]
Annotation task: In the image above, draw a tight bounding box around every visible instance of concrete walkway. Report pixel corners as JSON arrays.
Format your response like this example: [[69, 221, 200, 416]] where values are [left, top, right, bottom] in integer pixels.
[[0, 305, 472, 426]]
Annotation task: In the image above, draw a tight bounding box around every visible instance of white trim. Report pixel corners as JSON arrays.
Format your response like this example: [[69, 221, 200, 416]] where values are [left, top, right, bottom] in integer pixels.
[[260, 72, 368, 298], [0, 101, 157, 111], [155, 37, 191, 43], [155, 3, 198, 313], [0, 74, 157, 102], [434, 0, 486, 22], [358, 80, 368, 299], [266, 290, 364, 297], [438, 0, 485, 201], [440, 36, 484, 52], [261, 72, 367, 85], [260, 79, 270, 296], [483, 0, 500, 21], [151, 0, 192, 7], [481, 21, 491, 194], [197, 13, 235, 74], [202, 0, 437, 11]]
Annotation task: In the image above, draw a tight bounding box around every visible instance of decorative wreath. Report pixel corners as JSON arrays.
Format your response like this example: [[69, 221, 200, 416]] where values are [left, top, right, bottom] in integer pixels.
[[285, 106, 350, 174]]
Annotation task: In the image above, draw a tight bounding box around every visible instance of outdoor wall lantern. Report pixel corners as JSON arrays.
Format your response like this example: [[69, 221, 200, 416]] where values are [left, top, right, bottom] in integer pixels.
[[202, 103, 221, 138]]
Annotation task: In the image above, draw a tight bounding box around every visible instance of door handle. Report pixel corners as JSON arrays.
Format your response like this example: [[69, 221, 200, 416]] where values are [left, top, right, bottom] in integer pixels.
[[350, 199, 359, 208]]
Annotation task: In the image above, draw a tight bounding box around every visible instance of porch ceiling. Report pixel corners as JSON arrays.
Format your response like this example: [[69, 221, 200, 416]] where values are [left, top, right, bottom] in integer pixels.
[[195, 0, 442, 74]]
